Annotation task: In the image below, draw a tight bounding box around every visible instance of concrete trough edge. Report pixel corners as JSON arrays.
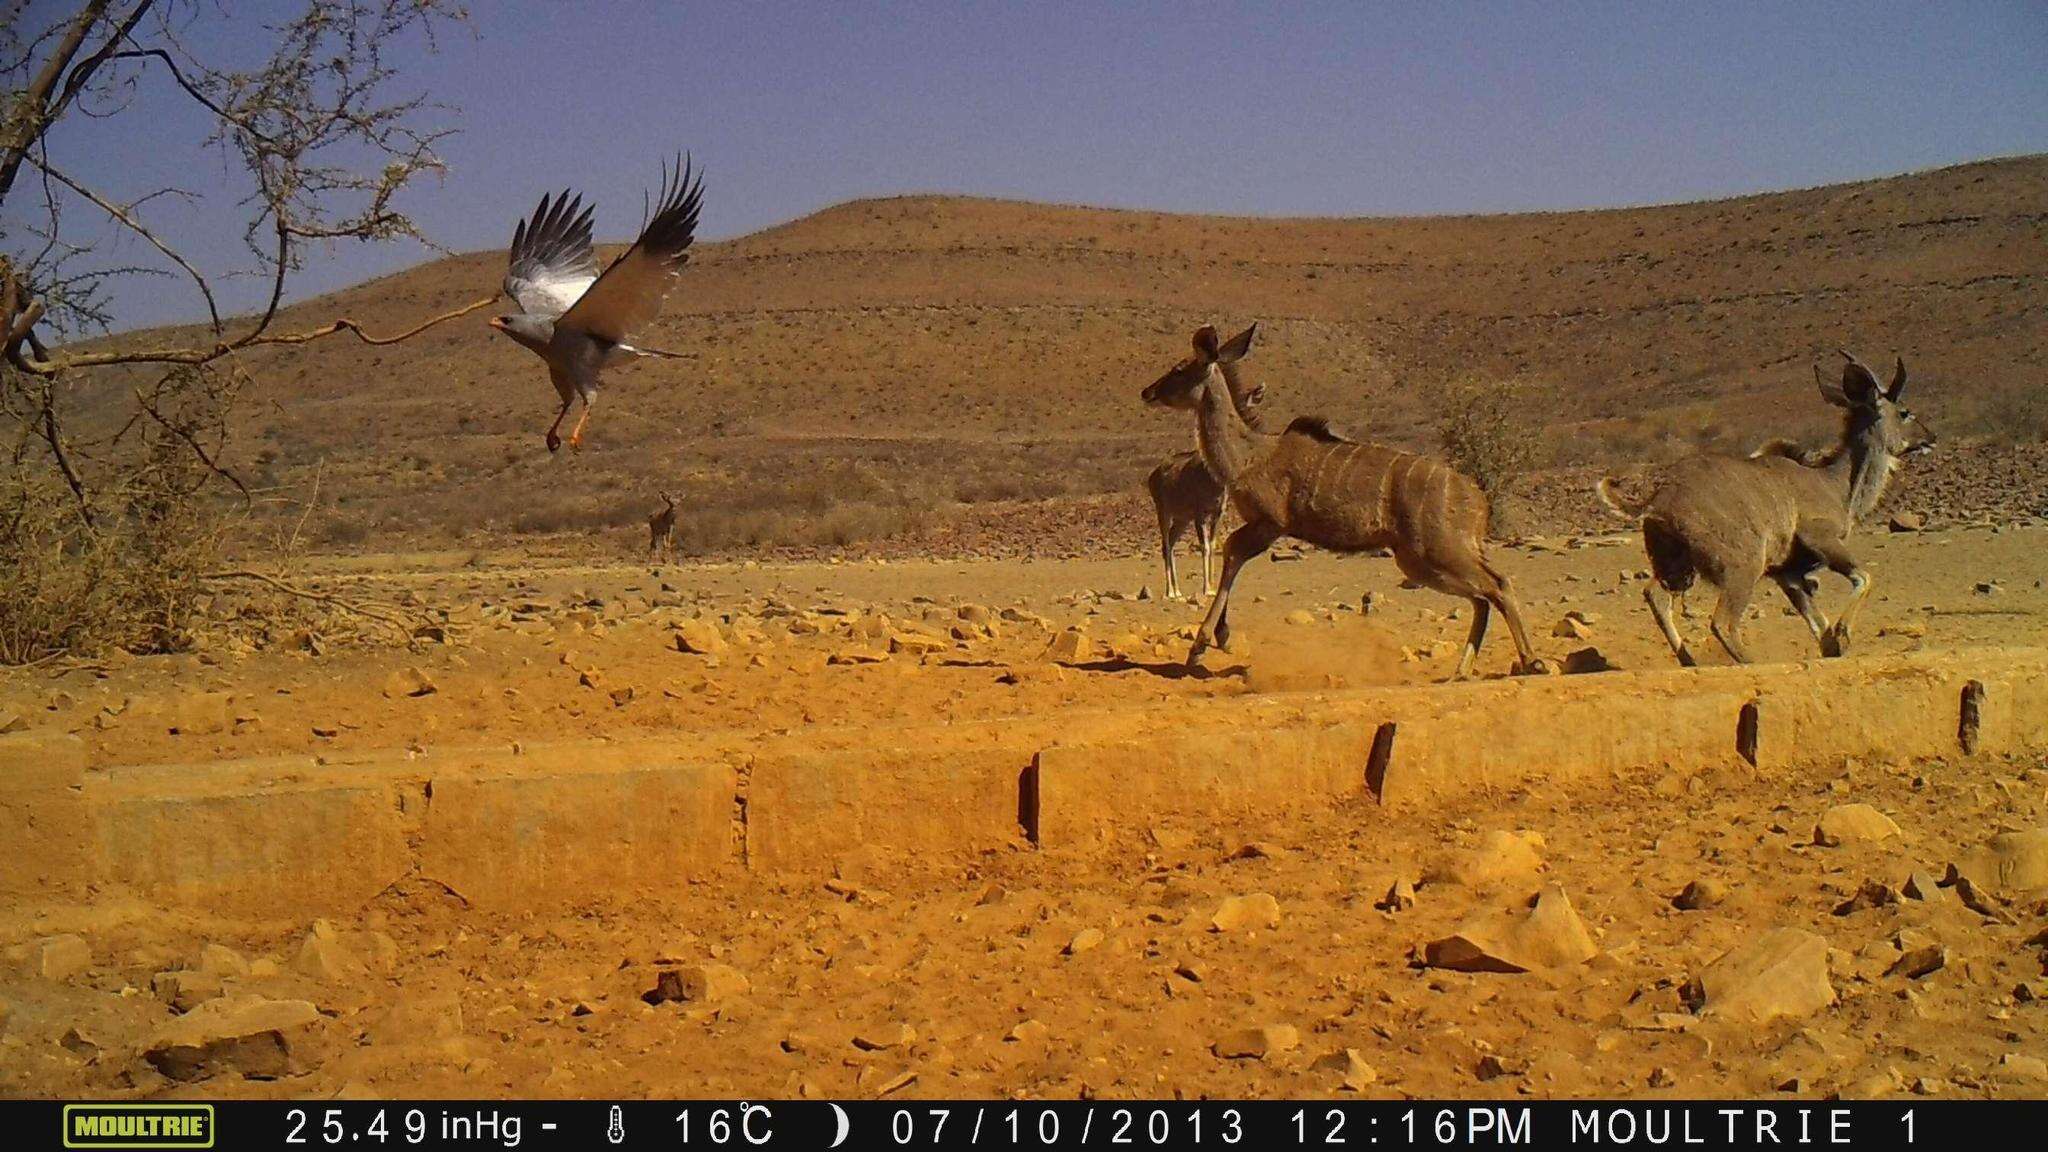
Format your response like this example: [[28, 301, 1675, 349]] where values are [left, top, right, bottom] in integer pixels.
[[10, 647, 2043, 915]]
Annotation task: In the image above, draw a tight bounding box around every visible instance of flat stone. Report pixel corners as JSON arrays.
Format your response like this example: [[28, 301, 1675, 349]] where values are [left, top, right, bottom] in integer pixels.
[[852, 1023, 916, 1052], [142, 995, 322, 1081], [1063, 929, 1104, 956], [827, 646, 889, 665], [1689, 928, 1835, 1024], [381, 668, 435, 698], [1005, 1020, 1048, 1044], [1424, 884, 1598, 973], [645, 963, 750, 1005], [1212, 1024, 1298, 1060], [1997, 1053, 2048, 1081], [1814, 804, 1900, 847], [1209, 893, 1281, 933], [35, 935, 91, 981]]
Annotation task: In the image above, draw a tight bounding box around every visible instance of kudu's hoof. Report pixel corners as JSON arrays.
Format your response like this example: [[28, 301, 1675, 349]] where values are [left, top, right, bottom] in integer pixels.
[[1821, 628, 1848, 658], [1516, 658, 1556, 677]]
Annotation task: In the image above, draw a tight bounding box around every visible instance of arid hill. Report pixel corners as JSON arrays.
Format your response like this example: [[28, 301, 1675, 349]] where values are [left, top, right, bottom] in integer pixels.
[[76, 155, 2048, 553]]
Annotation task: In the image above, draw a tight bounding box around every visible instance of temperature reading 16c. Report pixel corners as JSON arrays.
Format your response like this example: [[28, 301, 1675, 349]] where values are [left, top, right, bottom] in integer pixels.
[[674, 1104, 773, 1144]]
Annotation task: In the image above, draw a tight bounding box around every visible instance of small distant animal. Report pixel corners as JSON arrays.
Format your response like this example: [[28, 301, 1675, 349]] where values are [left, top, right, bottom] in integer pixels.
[[648, 492, 677, 559], [1597, 351, 1936, 665], [1140, 323, 1547, 679], [490, 155, 705, 453]]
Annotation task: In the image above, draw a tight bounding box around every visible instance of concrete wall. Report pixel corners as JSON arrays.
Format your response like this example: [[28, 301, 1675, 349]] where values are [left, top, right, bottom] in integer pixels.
[[7, 648, 2044, 917]]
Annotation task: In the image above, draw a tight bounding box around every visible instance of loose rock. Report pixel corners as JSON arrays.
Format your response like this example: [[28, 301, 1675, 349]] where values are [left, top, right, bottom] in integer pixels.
[[1688, 928, 1835, 1024], [1209, 893, 1281, 933], [1063, 928, 1104, 956], [35, 935, 91, 981], [382, 668, 436, 698], [1673, 878, 1729, 911], [1424, 885, 1598, 973], [142, 995, 322, 1081], [1886, 945, 1947, 980], [1814, 804, 1900, 847], [672, 620, 728, 656], [1212, 1024, 1298, 1060]]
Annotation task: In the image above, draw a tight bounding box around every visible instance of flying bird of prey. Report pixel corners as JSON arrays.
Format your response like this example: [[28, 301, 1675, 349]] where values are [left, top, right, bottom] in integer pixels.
[[490, 155, 705, 452]]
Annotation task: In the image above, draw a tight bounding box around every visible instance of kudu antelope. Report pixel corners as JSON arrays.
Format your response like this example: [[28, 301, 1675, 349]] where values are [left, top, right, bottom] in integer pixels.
[[1140, 324, 1547, 679], [648, 492, 677, 559], [1146, 351, 1267, 600], [1597, 352, 1936, 666]]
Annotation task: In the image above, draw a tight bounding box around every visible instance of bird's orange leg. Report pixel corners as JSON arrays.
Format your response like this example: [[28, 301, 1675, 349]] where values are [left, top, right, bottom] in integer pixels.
[[567, 398, 594, 451]]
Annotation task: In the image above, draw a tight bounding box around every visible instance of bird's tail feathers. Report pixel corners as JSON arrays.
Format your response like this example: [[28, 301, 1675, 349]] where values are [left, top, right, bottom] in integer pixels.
[[621, 342, 690, 360]]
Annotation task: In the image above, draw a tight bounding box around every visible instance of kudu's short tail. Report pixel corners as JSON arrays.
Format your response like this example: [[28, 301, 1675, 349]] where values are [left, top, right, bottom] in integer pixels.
[[1596, 475, 1652, 519]]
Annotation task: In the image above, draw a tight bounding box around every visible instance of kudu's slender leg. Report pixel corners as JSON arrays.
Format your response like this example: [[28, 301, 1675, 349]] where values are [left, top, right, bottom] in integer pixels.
[[1157, 510, 1183, 600], [1198, 510, 1218, 596], [1644, 582, 1696, 667], [1188, 520, 1281, 665], [1452, 598, 1491, 680], [1708, 566, 1762, 664], [1775, 570, 1832, 652], [1811, 539, 1872, 657]]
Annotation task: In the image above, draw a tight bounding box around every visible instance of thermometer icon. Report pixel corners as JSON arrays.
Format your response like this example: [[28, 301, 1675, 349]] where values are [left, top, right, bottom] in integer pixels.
[[608, 1105, 625, 1145]]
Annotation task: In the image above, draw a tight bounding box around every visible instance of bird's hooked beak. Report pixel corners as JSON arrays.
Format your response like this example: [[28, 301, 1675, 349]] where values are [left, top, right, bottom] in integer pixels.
[[488, 317, 508, 332]]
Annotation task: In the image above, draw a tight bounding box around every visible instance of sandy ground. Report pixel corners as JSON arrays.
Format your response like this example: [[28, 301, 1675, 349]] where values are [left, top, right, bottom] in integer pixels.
[[2, 524, 2045, 1100]]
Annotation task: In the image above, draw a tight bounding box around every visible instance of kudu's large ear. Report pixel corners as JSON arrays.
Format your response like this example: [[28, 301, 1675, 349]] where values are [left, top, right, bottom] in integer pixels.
[[1192, 325, 1221, 359], [1838, 350, 1881, 406], [1886, 355, 1907, 401], [1814, 365, 1849, 408], [1216, 322, 1257, 364]]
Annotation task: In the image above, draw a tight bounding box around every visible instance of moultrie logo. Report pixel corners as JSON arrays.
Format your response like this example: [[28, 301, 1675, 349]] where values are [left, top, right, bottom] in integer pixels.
[[62, 1104, 215, 1149]]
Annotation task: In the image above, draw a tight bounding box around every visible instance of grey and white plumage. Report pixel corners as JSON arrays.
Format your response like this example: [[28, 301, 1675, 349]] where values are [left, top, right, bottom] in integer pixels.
[[491, 154, 705, 452]]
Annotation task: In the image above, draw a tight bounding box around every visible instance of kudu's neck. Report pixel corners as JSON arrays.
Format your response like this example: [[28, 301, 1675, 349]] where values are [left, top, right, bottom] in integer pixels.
[[1214, 360, 1272, 432], [1824, 409, 1897, 523], [1194, 369, 1262, 489]]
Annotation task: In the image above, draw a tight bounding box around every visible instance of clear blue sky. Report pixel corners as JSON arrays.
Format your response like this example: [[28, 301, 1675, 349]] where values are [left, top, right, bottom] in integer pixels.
[[24, 0, 2048, 330]]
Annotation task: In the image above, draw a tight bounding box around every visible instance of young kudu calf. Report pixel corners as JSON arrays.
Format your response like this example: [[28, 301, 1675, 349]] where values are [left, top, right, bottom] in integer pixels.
[[1140, 324, 1547, 679], [1598, 352, 1936, 665], [1146, 452, 1224, 600]]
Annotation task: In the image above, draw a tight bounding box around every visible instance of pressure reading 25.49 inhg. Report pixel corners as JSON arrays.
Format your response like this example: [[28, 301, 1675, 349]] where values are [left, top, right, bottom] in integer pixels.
[[285, 1108, 523, 1147]]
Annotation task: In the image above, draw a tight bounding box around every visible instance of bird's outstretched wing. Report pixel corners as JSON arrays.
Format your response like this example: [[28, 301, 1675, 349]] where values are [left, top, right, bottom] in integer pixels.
[[504, 190, 598, 318], [558, 155, 703, 343]]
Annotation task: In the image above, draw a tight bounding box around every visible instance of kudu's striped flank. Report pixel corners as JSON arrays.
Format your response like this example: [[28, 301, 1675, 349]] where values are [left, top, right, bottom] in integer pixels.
[[1140, 324, 1548, 680]]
